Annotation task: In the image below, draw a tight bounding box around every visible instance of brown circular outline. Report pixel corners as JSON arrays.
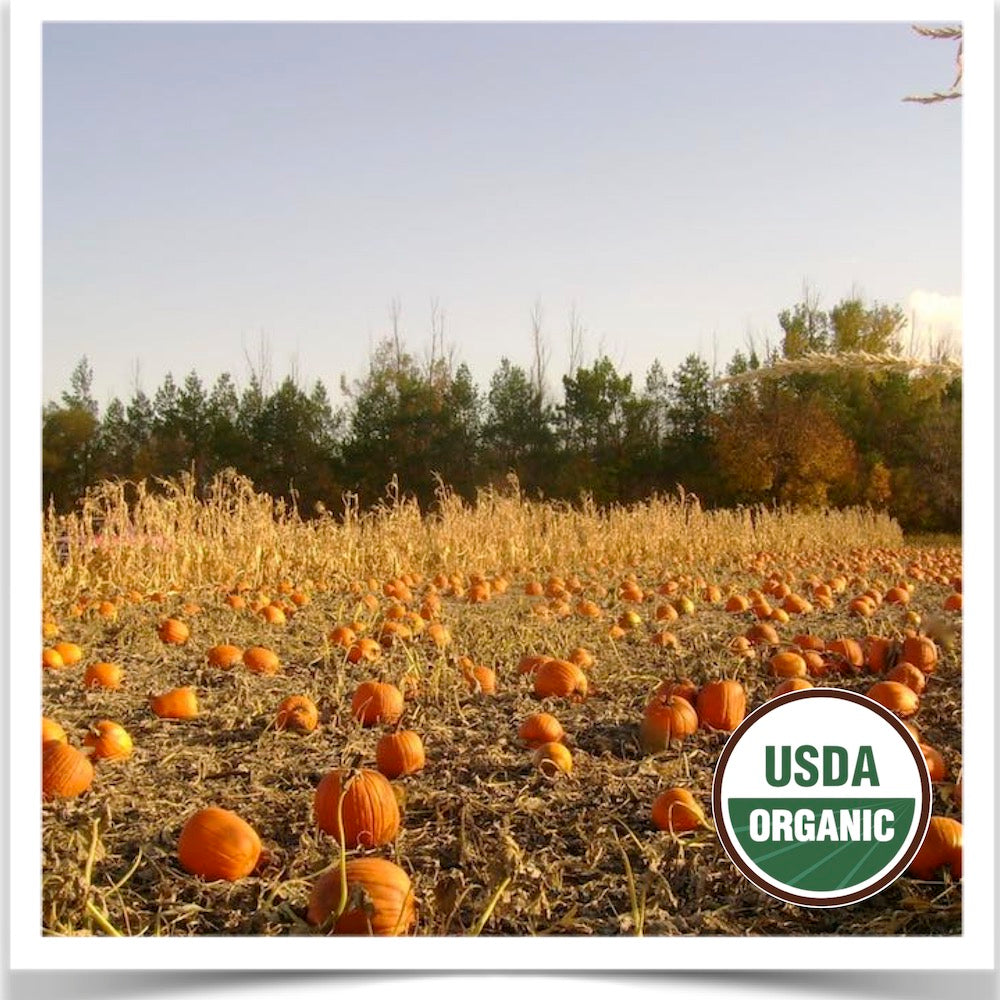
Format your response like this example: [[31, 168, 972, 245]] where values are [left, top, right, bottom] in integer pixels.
[[712, 687, 932, 908]]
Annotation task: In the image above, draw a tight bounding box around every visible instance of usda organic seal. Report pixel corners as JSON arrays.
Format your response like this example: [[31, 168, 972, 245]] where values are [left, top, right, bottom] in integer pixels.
[[713, 688, 931, 907]]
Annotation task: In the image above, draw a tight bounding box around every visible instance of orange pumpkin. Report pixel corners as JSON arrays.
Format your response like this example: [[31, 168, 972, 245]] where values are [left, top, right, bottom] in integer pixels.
[[307, 857, 415, 935], [651, 788, 705, 833], [517, 712, 564, 749], [275, 695, 319, 733], [313, 768, 400, 848], [376, 730, 426, 778], [865, 681, 919, 718], [328, 625, 357, 649], [533, 741, 573, 776], [42, 741, 94, 799], [769, 651, 807, 679], [42, 716, 67, 746], [178, 807, 262, 881], [696, 680, 747, 732], [347, 638, 382, 664], [351, 681, 404, 726], [241, 646, 279, 675], [864, 636, 897, 674], [942, 592, 962, 612], [745, 622, 780, 646], [770, 677, 813, 699], [827, 638, 865, 672], [157, 619, 190, 645], [42, 647, 65, 670], [150, 686, 199, 720], [653, 677, 699, 705], [793, 634, 825, 653], [461, 661, 497, 694], [259, 604, 287, 625], [425, 623, 452, 649], [886, 661, 927, 695], [83, 661, 122, 690], [901, 636, 939, 675], [206, 644, 243, 669], [919, 743, 947, 783], [82, 720, 133, 761], [517, 654, 550, 675], [908, 816, 962, 880], [53, 641, 83, 666], [532, 659, 588, 700], [641, 694, 699, 751]]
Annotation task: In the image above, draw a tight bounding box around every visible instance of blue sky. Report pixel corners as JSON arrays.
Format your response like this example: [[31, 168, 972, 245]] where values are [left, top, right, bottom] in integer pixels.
[[43, 21, 962, 408]]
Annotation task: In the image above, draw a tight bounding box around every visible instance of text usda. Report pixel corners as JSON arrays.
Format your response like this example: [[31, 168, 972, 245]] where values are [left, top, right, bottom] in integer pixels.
[[713, 689, 931, 907]]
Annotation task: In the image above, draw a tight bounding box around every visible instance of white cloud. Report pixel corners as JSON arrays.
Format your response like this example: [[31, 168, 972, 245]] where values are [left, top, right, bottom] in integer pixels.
[[901, 290, 962, 360]]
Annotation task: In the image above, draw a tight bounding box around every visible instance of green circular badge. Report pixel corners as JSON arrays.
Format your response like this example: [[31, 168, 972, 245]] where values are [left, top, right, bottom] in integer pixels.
[[713, 688, 932, 907]]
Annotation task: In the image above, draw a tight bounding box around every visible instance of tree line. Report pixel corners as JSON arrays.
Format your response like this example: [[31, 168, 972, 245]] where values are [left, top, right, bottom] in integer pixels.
[[42, 293, 961, 532]]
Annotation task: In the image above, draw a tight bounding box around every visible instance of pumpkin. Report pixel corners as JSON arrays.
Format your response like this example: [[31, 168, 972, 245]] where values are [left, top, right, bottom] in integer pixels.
[[865, 681, 919, 718], [908, 816, 962, 880], [650, 629, 679, 649], [864, 636, 897, 674], [426, 623, 452, 649], [42, 648, 65, 671], [347, 638, 382, 664], [517, 655, 549, 675], [329, 625, 357, 649], [745, 622, 780, 646], [307, 857, 415, 935], [770, 677, 813, 699], [724, 594, 750, 613], [275, 695, 319, 733], [83, 661, 122, 690], [461, 661, 497, 694], [886, 661, 927, 695], [313, 768, 400, 848], [351, 681, 404, 726], [802, 650, 828, 677], [83, 720, 133, 761], [568, 647, 594, 669], [206, 644, 243, 669], [150, 686, 200, 720], [517, 712, 564, 749], [793, 634, 825, 652], [919, 743, 947, 783], [258, 604, 287, 626], [781, 593, 812, 615], [42, 716, 67, 746], [53, 641, 83, 666], [243, 646, 280, 675], [178, 807, 262, 881], [942, 592, 962, 612], [532, 659, 588, 700], [533, 741, 573, 776], [376, 730, 426, 778], [696, 680, 746, 732], [42, 741, 94, 799], [651, 788, 705, 833], [641, 695, 699, 751], [827, 638, 865, 671], [653, 677, 698, 705], [901, 636, 939, 674], [157, 619, 190, 645], [769, 651, 807, 679], [654, 603, 679, 623]]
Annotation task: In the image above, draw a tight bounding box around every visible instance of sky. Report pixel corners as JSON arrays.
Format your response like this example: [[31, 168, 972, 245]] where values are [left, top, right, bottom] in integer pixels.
[[42, 20, 963, 409]]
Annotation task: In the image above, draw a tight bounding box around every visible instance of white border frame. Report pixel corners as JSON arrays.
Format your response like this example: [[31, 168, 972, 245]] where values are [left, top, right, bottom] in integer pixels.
[[10, 0, 995, 972]]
